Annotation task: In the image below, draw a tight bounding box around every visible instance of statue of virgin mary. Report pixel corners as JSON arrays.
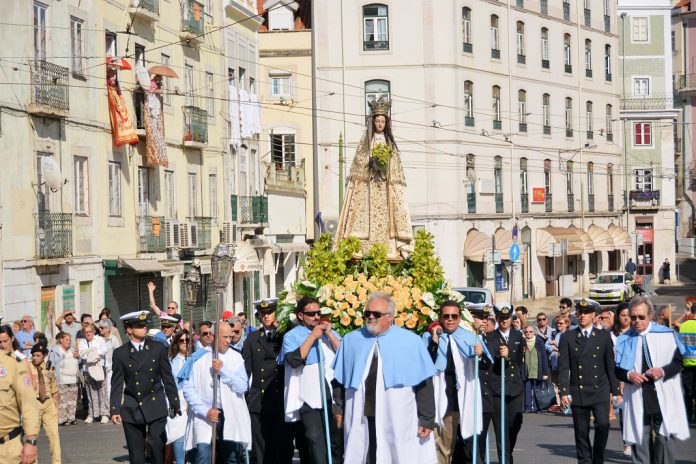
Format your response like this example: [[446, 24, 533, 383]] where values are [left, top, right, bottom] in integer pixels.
[[335, 96, 413, 260]]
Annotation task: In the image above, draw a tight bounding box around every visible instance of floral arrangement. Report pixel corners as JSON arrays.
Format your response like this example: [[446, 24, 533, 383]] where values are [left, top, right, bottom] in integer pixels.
[[371, 142, 393, 166], [276, 230, 473, 336]]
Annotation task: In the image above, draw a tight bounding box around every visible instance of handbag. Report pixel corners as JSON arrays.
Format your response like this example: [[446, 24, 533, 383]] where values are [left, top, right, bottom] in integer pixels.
[[534, 380, 556, 411]]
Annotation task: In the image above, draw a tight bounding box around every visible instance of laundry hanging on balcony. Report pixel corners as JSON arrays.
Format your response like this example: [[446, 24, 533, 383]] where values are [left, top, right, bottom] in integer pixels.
[[229, 82, 241, 149], [106, 67, 138, 147], [144, 77, 169, 167], [239, 89, 261, 138]]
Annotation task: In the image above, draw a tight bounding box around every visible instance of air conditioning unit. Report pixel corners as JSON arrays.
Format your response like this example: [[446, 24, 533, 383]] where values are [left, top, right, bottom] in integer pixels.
[[179, 223, 190, 248], [189, 222, 199, 248], [165, 220, 181, 248]]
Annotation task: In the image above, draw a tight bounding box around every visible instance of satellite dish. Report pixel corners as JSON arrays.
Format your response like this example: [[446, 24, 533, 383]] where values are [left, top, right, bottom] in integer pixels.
[[42, 157, 64, 190]]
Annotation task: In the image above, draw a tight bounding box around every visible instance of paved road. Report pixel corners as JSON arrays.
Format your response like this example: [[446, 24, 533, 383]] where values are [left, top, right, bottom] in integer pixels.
[[38, 411, 696, 463]]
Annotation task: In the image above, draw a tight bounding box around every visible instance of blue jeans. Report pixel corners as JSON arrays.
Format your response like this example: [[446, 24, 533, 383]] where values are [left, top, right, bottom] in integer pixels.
[[193, 441, 245, 464], [172, 437, 185, 464]]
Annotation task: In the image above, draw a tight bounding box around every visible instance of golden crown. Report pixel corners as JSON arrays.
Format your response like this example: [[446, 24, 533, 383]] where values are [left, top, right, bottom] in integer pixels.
[[368, 95, 391, 117]]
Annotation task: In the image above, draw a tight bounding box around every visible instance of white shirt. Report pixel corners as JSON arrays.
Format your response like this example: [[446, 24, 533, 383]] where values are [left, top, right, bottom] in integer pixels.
[[499, 329, 511, 342], [131, 341, 145, 352], [580, 326, 593, 338]]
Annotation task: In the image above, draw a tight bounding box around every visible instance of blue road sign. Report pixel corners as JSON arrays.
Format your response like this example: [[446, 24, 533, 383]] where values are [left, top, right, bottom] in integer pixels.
[[509, 243, 521, 262]]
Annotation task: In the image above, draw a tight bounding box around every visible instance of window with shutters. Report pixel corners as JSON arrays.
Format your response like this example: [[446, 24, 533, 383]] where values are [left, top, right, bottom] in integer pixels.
[[462, 7, 472, 53], [208, 173, 217, 220], [137, 167, 149, 216], [634, 122, 652, 146], [543, 93, 551, 133], [518, 89, 527, 131], [108, 161, 122, 217], [541, 28, 549, 68], [490, 15, 499, 55], [586, 101, 593, 135], [492, 85, 501, 127], [70, 17, 85, 76], [164, 170, 176, 219], [564, 34, 572, 72], [633, 78, 650, 97], [587, 162, 594, 195], [464, 81, 474, 124], [565, 97, 573, 135], [604, 45, 611, 80], [363, 4, 389, 51], [585, 39, 592, 76], [632, 17, 648, 43], [516, 22, 525, 60], [634, 169, 653, 191], [188, 172, 198, 218], [34, 2, 47, 60], [74, 156, 89, 215]]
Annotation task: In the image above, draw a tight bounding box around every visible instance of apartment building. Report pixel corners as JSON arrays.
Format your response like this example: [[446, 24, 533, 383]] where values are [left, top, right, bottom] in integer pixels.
[[315, 0, 629, 300]]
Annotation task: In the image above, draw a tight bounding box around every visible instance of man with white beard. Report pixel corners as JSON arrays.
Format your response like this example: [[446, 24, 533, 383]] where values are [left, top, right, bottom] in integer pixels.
[[333, 292, 437, 463]]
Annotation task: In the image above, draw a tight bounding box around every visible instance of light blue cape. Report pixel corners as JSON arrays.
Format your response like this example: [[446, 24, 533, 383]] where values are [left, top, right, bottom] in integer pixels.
[[176, 348, 209, 384], [333, 325, 436, 389], [422, 327, 492, 371], [278, 324, 342, 366], [615, 322, 685, 371]]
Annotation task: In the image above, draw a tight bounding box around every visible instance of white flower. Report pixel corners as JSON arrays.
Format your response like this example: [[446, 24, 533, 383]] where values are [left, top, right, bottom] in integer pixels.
[[285, 293, 297, 305], [289, 313, 297, 323], [449, 291, 464, 303], [355, 311, 363, 318], [320, 306, 331, 315], [317, 285, 331, 302], [429, 311, 439, 322], [421, 292, 436, 308], [300, 280, 317, 290]]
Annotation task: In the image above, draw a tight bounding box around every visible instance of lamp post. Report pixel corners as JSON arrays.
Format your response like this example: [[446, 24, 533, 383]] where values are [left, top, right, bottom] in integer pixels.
[[181, 267, 201, 325], [209, 232, 236, 463]]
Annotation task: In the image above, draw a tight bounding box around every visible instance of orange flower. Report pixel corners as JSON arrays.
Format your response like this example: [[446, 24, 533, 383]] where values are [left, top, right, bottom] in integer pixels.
[[395, 318, 405, 327], [354, 317, 364, 326], [420, 307, 430, 316], [332, 309, 340, 318], [400, 312, 409, 321], [406, 319, 417, 329], [340, 316, 351, 327], [347, 308, 356, 317]]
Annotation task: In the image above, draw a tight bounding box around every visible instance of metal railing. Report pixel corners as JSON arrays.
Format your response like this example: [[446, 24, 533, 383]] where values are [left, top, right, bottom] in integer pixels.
[[587, 130, 593, 140], [542, 59, 550, 69], [35, 212, 72, 259], [607, 132, 613, 142], [491, 49, 500, 59], [543, 126, 551, 135], [182, 0, 205, 36], [467, 193, 476, 214], [183, 105, 208, 144], [233, 195, 269, 224], [30, 60, 70, 113], [495, 193, 504, 213], [463, 43, 473, 54], [517, 54, 526, 65], [493, 120, 502, 130], [519, 122, 527, 132], [588, 194, 595, 212], [567, 193, 575, 212], [516, 0, 524, 7], [620, 95, 674, 110], [137, 215, 166, 253], [586, 69, 592, 78], [676, 74, 696, 92], [188, 216, 212, 249], [629, 190, 660, 208], [566, 128, 573, 137], [608, 194, 614, 212], [565, 64, 572, 74], [364, 40, 389, 51], [521, 193, 529, 213], [605, 72, 612, 82], [465, 116, 474, 127], [131, 0, 159, 14], [545, 193, 553, 212]]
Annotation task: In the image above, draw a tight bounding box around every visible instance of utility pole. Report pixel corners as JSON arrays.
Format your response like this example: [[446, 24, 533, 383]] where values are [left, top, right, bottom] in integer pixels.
[[311, 0, 320, 239], [338, 133, 345, 212]]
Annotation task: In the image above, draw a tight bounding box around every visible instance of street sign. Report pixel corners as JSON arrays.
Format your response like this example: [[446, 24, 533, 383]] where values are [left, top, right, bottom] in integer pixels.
[[548, 243, 561, 257], [493, 250, 501, 264], [510, 243, 521, 262]]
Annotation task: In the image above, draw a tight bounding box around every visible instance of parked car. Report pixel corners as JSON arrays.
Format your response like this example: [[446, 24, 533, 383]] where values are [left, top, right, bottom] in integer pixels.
[[589, 272, 635, 304], [452, 287, 494, 305]]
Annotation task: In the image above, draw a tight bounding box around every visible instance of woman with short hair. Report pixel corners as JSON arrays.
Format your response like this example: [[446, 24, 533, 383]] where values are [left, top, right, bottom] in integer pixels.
[[78, 323, 109, 424], [166, 329, 192, 464], [51, 332, 80, 425]]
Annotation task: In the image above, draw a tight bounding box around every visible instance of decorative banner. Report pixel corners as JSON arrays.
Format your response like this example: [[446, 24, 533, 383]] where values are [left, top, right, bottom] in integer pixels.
[[532, 188, 546, 203], [40, 287, 56, 342]]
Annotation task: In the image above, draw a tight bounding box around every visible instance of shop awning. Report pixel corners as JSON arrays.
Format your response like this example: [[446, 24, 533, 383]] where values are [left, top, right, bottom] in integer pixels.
[[588, 225, 615, 251], [495, 229, 514, 260], [568, 226, 595, 253], [233, 240, 263, 273], [536, 227, 586, 256], [273, 242, 310, 253], [118, 258, 168, 273], [463, 230, 492, 262], [608, 225, 632, 250]]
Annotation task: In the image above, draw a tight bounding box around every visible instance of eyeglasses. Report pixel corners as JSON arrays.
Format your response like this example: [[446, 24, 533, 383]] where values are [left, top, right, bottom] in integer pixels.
[[21, 320, 29, 323], [364, 310, 389, 319], [441, 314, 460, 320], [232, 330, 241, 334], [167, 306, 177, 310], [559, 306, 568, 310], [630, 315, 648, 321], [178, 339, 189, 344], [556, 321, 566, 325], [537, 317, 547, 321], [302, 311, 321, 318], [200, 331, 212, 337]]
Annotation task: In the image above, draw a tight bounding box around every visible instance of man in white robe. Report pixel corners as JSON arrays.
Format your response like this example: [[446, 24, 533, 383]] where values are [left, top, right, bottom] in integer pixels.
[[333, 292, 437, 464], [180, 322, 252, 463], [615, 296, 690, 464]]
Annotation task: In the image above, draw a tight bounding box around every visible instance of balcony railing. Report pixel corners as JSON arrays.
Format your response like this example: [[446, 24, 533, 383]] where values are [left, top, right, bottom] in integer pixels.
[[563, 3, 570, 20], [542, 59, 550, 69], [364, 40, 389, 51], [131, 0, 159, 13], [586, 68, 592, 78], [567, 193, 575, 212], [463, 43, 473, 54], [629, 190, 660, 208], [35, 212, 72, 259], [566, 128, 573, 138], [607, 132, 613, 142], [232, 195, 269, 225], [491, 49, 500, 59], [264, 160, 305, 193], [187, 216, 212, 249], [587, 130, 594, 140], [129, 0, 160, 21], [493, 120, 502, 130], [608, 194, 614, 212], [605, 72, 612, 82], [29, 60, 69, 116], [604, 15, 611, 32], [565, 64, 572, 74], [588, 194, 595, 212], [467, 193, 476, 213], [137, 215, 166, 253], [516, 0, 524, 7], [465, 116, 475, 127], [181, 0, 205, 37], [545, 193, 553, 212], [495, 193, 504, 213], [584, 9, 591, 27], [521, 193, 529, 213], [676, 74, 696, 93], [183, 106, 208, 145], [519, 122, 527, 133], [543, 126, 551, 135], [517, 54, 526, 65], [620, 95, 674, 111]]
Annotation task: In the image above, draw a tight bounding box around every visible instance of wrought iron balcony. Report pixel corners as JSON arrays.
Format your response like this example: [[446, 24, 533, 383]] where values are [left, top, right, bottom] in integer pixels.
[[35, 212, 72, 259], [620, 95, 674, 111], [493, 120, 502, 130], [566, 128, 573, 138], [521, 193, 529, 213], [565, 64, 572, 74], [465, 116, 475, 127], [495, 193, 504, 213], [545, 193, 553, 212], [28, 60, 69, 117], [491, 49, 500, 60], [467, 193, 476, 214], [517, 54, 526, 65], [676, 74, 696, 93], [588, 194, 595, 212], [516, 0, 524, 7], [605, 72, 612, 82], [129, 0, 160, 22], [542, 59, 550, 69], [543, 126, 551, 135], [587, 130, 593, 140], [586, 69, 593, 78], [183, 106, 208, 147], [608, 194, 614, 212], [567, 193, 575, 212], [137, 215, 166, 253], [629, 190, 660, 209], [364, 40, 389, 51], [187, 216, 212, 249], [519, 122, 527, 133], [607, 132, 613, 142], [463, 43, 473, 54], [232, 195, 269, 225], [180, 0, 205, 45]]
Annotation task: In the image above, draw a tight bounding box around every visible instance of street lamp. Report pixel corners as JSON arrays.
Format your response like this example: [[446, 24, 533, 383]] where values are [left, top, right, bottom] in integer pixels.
[[181, 267, 201, 325], [209, 232, 236, 463]]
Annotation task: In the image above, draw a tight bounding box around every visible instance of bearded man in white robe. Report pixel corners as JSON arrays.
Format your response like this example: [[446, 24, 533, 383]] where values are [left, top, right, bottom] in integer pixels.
[[615, 296, 689, 464], [333, 292, 437, 464]]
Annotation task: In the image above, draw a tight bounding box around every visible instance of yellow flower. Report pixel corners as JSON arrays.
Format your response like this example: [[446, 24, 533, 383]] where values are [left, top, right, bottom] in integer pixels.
[[406, 319, 417, 329], [400, 312, 409, 321], [358, 293, 367, 303], [382, 286, 392, 294], [326, 299, 336, 308], [332, 309, 340, 318], [340, 316, 351, 327], [415, 300, 423, 309], [420, 307, 430, 316], [351, 300, 361, 309], [395, 302, 404, 313], [346, 294, 357, 304], [334, 291, 344, 301], [411, 311, 420, 320], [347, 308, 356, 317], [395, 318, 405, 327], [354, 317, 364, 326], [339, 302, 349, 311], [404, 298, 413, 310]]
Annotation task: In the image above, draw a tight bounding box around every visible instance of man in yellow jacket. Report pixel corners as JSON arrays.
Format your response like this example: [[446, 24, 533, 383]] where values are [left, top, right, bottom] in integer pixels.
[[29, 344, 61, 463]]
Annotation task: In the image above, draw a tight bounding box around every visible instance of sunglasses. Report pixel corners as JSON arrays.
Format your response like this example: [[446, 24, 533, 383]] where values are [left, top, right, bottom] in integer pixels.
[[302, 311, 321, 317], [441, 314, 460, 320], [537, 317, 547, 321], [200, 331, 212, 336], [232, 330, 241, 334], [630, 315, 648, 321], [178, 339, 189, 344], [21, 320, 30, 323], [364, 310, 389, 319], [167, 306, 177, 310]]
